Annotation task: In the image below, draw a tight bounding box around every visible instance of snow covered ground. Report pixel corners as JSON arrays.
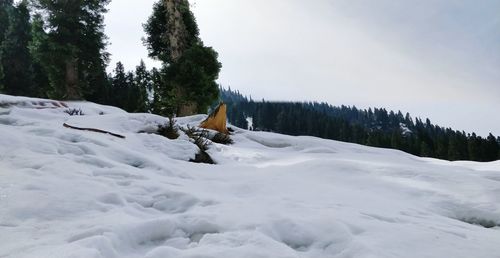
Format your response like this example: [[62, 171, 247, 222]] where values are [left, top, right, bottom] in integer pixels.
[[1, 94, 499, 258]]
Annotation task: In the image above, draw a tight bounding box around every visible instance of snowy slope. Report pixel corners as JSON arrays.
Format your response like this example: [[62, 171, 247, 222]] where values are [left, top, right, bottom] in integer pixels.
[[1, 94, 499, 258]]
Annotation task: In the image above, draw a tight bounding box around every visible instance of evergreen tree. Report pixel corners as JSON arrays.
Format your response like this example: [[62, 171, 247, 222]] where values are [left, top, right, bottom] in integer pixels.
[[29, 14, 51, 97], [0, 0, 12, 40], [106, 61, 150, 113], [133, 60, 151, 113], [390, 130, 403, 149], [484, 133, 499, 161], [150, 67, 165, 114], [0, 1, 36, 96], [150, 65, 178, 116], [0, 0, 13, 91], [420, 142, 431, 157], [144, 0, 221, 116], [0, 0, 12, 91], [447, 135, 461, 160], [30, 0, 110, 100], [109, 62, 128, 110], [164, 44, 221, 114], [124, 71, 137, 112], [467, 133, 480, 161], [497, 137, 500, 159]]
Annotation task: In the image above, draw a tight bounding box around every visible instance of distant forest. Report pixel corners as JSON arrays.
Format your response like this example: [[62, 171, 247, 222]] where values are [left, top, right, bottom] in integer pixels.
[[221, 88, 500, 162]]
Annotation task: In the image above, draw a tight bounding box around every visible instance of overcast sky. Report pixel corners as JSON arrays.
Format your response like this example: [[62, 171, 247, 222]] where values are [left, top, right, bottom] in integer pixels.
[[105, 0, 500, 136]]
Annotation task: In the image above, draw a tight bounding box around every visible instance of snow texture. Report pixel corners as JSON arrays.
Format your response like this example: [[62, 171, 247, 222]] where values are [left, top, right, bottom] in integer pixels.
[[1, 94, 499, 258]]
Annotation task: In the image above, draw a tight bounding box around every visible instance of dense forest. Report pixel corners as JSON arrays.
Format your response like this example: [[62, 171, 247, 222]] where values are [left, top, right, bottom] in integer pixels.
[[0, 0, 220, 117], [221, 88, 500, 162]]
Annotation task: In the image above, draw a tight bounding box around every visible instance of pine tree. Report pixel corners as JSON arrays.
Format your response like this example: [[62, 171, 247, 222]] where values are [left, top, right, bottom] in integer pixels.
[[497, 137, 500, 160], [1, 1, 36, 96], [144, 0, 221, 116], [150, 65, 178, 116], [0, 0, 12, 44], [420, 142, 431, 157], [0, 0, 13, 91], [467, 133, 480, 161], [390, 130, 403, 149], [164, 44, 221, 114], [29, 14, 51, 97], [447, 135, 461, 161], [124, 71, 137, 112], [150, 67, 165, 114], [30, 0, 110, 100], [485, 133, 499, 161], [134, 60, 151, 112], [109, 62, 128, 110]]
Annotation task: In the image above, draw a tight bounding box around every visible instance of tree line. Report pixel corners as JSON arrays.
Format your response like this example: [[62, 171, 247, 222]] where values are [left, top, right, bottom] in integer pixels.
[[221, 88, 500, 162], [0, 0, 220, 116]]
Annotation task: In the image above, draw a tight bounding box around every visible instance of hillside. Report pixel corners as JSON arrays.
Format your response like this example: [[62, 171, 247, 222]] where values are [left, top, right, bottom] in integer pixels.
[[221, 88, 500, 162], [1, 94, 500, 258]]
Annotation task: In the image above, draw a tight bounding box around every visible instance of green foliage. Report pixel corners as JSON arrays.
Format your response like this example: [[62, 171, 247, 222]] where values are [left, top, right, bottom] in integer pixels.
[[0, 0, 12, 42], [143, 0, 199, 63], [148, 66, 177, 117], [0, 54, 3, 91], [30, 0, 110, 100], [0, 0, 217, 116], [29, 15, 65, 98], [0, 1, 36, 96], [165, 44, 221, 113], [143, 1, 170, 62], [0, 1, 11, 91], [157, 118, 179, 140], [108, 62, 150, 113], [109, 62, 129, 110], [143, 0, 220, 116], [211, 132, 233, 145], [29, 14, 54, 97], [180, 126, 211, 152], [420, 142, 431, 157], [133, 60, 151, 112]]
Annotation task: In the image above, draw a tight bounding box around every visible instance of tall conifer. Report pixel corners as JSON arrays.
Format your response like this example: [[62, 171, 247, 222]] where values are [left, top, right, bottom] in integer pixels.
[[30, 0, 110, 100]]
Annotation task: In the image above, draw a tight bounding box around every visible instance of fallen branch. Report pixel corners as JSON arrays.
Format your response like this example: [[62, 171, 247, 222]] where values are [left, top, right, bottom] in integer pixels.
[[63, 123, 126, 139]]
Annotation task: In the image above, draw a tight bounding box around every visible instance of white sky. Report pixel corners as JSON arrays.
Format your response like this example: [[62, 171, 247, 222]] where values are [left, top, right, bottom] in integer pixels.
[[104, 0, 500, 136]]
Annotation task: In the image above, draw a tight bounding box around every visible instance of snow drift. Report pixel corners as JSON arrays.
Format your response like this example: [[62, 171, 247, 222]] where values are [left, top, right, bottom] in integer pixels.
[[0, 94, 499, 258]]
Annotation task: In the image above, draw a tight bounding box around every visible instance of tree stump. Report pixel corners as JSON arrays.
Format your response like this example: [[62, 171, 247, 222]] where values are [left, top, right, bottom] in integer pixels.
[[200, 103, 229, 135]]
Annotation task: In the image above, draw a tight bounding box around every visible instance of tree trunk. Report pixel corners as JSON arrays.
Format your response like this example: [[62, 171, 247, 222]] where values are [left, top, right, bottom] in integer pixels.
[[164, 0, 198, 116], [177, 101, 197, 117], [164, 0, 189, 63], [65, 58, 81, 100], [172, 86, 197, 116]]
